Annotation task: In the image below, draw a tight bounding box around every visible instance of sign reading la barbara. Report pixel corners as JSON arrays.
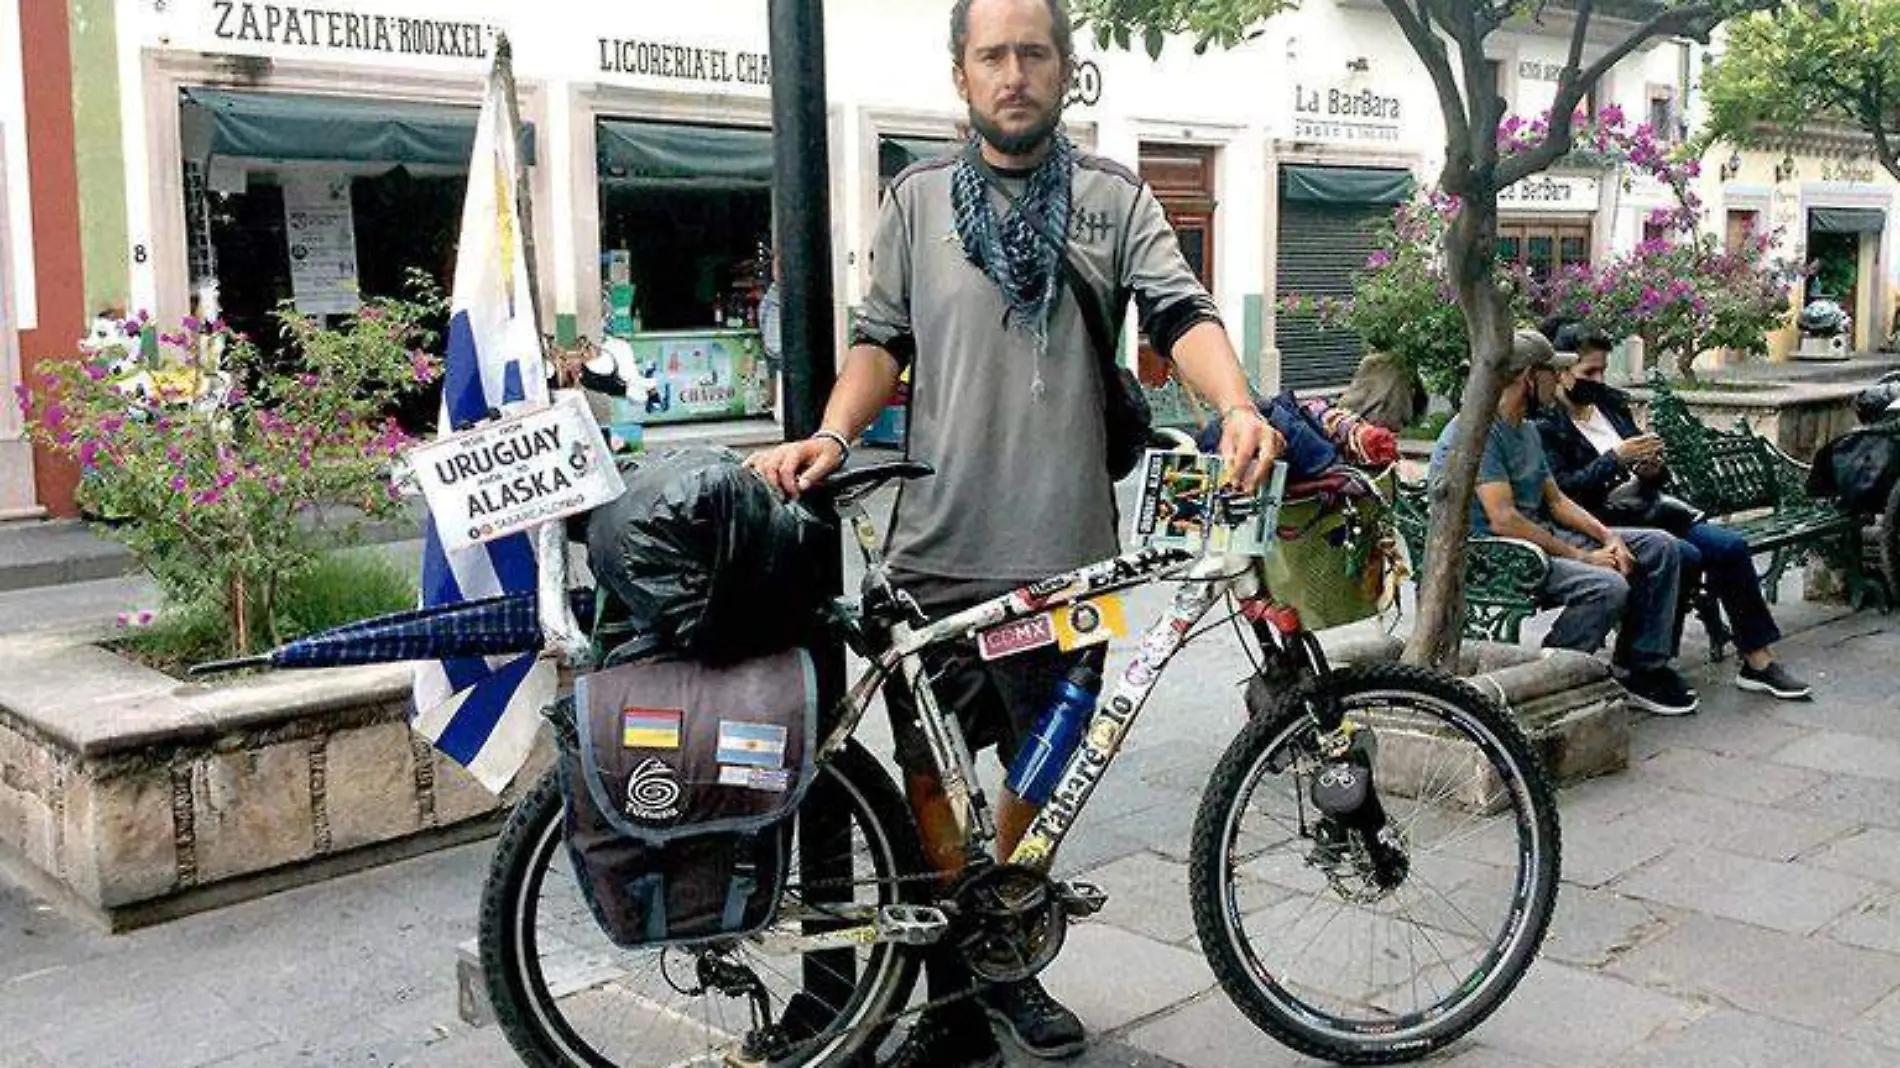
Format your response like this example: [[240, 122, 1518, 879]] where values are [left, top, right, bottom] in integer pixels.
[[410, 392, 624, 552], [1498, 174, 1600, 212], [1291, 82, 1403, 144]]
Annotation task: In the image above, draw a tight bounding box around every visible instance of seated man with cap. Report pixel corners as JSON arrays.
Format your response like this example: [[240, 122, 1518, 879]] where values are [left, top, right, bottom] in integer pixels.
[[1428, 329, 1698, 715]]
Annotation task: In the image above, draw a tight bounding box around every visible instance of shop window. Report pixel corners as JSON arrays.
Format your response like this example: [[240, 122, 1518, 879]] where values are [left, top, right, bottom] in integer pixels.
[[878, 135, 961, 201], [1647, 86, 1678, 143], [1726, 209, 1760, 252], [1497, 221, 1592, 287]]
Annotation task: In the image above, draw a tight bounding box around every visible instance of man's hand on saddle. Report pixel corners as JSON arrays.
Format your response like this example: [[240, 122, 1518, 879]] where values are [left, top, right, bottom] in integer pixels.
[[745, 436, 846, 498]]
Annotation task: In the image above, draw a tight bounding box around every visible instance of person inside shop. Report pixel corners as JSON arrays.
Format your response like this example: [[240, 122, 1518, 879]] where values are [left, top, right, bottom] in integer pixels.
[[758, 251, 783, 412], [745, 0, 1280, 1064], [1429, 329, 1700, 716], [1534, 323, 1811, 700]]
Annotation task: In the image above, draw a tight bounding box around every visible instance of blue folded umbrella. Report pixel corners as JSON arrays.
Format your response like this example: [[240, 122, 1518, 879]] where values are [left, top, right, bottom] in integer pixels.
[[190, 589, 595, 675]]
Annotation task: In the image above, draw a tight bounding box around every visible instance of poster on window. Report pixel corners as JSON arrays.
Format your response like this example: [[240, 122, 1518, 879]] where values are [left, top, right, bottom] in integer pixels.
[[603, 330, 771, 433], [281, 172, 361, 316]]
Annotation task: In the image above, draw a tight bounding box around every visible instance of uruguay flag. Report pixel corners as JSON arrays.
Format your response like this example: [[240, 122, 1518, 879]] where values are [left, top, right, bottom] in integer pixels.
[[411, 43, 554, 794]]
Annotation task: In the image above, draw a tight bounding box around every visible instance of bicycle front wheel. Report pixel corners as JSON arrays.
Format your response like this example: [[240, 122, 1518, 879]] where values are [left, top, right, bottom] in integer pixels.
[[1190, 663, 1560, 1064], [479, 740, 925, 1068]]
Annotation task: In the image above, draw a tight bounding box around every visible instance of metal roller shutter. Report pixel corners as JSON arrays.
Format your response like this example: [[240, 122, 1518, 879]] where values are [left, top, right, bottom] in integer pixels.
[[1275, 200, 1390, 392], [1274, 164, 1413, 394]]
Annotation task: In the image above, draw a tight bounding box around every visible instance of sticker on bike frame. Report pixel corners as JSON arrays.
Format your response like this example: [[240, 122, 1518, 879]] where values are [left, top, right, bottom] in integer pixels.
[[1053, 596, 1127, 651], [977, 614, 1059, 661]]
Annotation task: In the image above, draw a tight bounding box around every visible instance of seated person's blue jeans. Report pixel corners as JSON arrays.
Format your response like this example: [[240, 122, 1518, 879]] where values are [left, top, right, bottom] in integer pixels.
[[1536, 527, 1683, 671], [1673, 521, 1781, 655]]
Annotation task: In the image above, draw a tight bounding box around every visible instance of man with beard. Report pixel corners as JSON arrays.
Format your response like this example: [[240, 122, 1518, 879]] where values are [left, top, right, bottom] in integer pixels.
[[1428, 330, 1698, 715], [748, 0, 1277, 1064]]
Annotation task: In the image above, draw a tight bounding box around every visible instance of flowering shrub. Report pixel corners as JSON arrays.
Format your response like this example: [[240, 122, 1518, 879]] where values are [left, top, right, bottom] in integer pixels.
[[16, 288, 443, 656], [1282, 105, 1792, 396], [1536, 225, 1798, 380]]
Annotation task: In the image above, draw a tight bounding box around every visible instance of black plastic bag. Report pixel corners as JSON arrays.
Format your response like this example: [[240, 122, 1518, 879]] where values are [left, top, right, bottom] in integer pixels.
[[585, 447, 833, 664], [1809, 426, 1900, 514]]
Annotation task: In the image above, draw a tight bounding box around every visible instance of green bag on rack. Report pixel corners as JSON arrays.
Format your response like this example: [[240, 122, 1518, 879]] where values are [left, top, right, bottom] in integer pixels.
[[1256, 467, 1399, 631]]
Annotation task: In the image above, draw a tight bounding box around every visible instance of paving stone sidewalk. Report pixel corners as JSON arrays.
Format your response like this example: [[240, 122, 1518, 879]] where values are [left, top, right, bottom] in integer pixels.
[[5, 485, 1900, 1065]]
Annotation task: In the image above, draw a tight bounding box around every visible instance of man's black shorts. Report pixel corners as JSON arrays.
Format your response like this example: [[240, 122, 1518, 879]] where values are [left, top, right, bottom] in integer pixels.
[[884, 575, 1103, 777]]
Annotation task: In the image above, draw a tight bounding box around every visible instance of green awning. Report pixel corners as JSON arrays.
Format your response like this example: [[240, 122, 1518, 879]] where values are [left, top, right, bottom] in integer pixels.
[[1810, 207, 1886, 235], [1280, 164, 1415, 207], [596, 119, 774, 190], [180, 87, 534, 169]]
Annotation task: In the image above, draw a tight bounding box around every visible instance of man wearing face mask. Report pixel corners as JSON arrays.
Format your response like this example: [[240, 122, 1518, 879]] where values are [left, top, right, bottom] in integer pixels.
[[1535, 324, 1810, 700], [1429, 330, 1698, 715]]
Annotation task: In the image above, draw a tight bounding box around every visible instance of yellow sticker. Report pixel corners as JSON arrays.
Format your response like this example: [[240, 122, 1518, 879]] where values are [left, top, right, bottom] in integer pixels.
[[1051, 596, 1127, 652]]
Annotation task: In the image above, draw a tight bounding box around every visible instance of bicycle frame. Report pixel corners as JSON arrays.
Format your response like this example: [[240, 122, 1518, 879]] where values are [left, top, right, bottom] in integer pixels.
[[817, 466, 1298, 875]]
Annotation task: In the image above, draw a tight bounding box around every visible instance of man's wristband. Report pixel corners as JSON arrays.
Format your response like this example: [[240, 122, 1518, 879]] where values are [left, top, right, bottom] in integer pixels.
[[812, 429, 851, 464]]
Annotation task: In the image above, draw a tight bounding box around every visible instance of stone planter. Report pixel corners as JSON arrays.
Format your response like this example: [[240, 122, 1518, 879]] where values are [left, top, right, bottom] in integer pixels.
[[0, 633, 547, 930], [1320, 631, 1628, 810]]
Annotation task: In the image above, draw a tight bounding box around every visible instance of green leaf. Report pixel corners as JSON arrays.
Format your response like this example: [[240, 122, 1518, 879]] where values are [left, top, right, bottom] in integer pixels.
[[1114, 23, 1131, 52], [1145, 25, 1166, 60]]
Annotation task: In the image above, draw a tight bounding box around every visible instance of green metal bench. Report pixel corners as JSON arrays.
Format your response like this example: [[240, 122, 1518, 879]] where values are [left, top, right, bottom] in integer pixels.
[[1393, 479, 1551, 643], [1646, 372, 1884, 647]]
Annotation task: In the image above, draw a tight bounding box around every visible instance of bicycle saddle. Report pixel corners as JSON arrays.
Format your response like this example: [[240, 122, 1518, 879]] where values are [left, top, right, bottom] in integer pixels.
[[801, 459, 935, 506]]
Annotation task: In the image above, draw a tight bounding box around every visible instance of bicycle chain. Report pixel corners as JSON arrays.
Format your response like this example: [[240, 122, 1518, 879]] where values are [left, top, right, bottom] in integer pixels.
[[764, 873, 998, 1064]]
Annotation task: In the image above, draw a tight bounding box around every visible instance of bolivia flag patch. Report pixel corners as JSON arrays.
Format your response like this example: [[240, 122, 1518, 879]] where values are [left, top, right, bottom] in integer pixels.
[[622, 708, 683, 750]]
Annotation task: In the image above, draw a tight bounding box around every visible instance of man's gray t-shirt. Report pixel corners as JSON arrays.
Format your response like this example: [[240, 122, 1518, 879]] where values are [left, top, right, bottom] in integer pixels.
[[1428, 415, 1551, 535], [853, 149, 1219, 585]]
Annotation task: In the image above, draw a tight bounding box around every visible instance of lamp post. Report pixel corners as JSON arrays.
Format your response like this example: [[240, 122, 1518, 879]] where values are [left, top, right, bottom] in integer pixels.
[[768, 0, 854, 1018]]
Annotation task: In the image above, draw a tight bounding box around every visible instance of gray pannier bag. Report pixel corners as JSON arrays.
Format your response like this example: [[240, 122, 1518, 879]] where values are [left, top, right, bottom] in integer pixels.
[[558, 647, 818, 947]]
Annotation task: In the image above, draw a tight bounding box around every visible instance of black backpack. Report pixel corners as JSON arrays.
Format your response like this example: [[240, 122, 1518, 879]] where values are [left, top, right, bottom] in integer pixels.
[[1810, 425, 1900, 515], [557, 648, 816, 947]]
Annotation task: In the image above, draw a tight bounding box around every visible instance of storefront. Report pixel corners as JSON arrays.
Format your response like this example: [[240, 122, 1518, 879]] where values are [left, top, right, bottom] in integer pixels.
[[593, 118, 774, 426], [178, 87, 511, 341], [61, 0, 1697, 505], [1698, 140, 1900, 359], [1496, 172, 1602, 290]]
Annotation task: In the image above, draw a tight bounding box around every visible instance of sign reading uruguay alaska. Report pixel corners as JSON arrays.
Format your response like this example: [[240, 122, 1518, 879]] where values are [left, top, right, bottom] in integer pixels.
[[410, 392, 624, 551]]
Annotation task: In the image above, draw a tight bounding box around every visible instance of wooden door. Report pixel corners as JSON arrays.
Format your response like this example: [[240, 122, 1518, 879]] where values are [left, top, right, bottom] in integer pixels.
[[1137, 145, 1216, 386]]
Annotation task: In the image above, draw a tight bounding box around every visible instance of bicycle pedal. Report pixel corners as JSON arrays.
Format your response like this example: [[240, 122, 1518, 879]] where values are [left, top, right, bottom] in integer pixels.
[[1058, 880, 1108, 918], [876, 904, 950, 945]]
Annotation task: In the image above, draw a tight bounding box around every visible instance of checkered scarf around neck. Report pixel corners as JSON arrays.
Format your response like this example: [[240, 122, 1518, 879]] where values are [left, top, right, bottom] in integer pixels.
[[951, 133, 1074, 397]]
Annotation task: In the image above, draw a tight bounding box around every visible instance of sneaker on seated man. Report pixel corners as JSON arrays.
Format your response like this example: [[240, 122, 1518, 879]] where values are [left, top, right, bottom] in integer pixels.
[[1428, 330, 1698, 715]]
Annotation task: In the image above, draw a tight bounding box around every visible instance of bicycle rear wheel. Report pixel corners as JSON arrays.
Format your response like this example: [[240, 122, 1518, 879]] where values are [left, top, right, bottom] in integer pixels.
[[479, 740, 925, 1068], [1190, 663, 1560, 1064]]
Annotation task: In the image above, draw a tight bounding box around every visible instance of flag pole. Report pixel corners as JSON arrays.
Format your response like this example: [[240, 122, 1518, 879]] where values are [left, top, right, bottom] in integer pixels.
[[492, 34, 587, 666], [493, 34, 547, 366]]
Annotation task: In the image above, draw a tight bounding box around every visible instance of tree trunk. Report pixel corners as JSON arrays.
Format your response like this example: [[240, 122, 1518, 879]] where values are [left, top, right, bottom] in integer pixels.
[[229, 572, 250, 655], [1402, 194, 1515, 671]]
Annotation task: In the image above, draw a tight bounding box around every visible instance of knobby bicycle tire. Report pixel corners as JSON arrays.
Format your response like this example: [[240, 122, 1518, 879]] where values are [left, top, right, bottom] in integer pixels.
[[478, 740, 927, 1068], [1189, 663, 1561, 1064]]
